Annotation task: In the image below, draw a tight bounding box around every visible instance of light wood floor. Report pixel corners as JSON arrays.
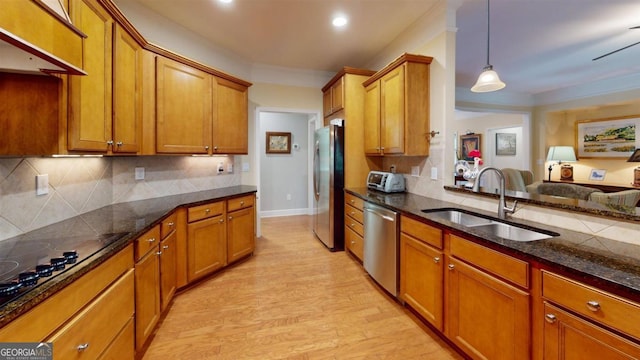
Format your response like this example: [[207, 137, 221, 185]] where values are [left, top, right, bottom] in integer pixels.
[[142, 215, 463, 359]]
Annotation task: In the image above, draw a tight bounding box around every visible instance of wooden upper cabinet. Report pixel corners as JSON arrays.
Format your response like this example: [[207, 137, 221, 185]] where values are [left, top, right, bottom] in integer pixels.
[[212, 77, 249, 154], [362, 53, 431, 156], [156, 56, 212, 154], [322, 76, 344, 118], [363, 81, 381, 154], [112, 23, 141, 153], [68, 0, 113, 152]]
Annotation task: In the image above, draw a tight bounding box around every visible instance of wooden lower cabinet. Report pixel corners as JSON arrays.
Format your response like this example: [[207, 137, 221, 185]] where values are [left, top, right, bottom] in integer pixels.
[[446, 257, 530, 360], [344, 193, 365, 261], [48, 269, 134, 359], [134, 243, 161, 352], [187, 213, 227, 282], [159, 230, 177, 312], [399, 232, 443, 331], [98, 318, 135, 360], [542, 303, 640, 359], [227, 206, 255, 264]]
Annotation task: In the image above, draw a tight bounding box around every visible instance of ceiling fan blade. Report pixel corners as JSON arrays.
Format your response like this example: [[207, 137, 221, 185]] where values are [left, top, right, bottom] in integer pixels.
[[631, 25, 640, 29], [593, 40, 640, 61]]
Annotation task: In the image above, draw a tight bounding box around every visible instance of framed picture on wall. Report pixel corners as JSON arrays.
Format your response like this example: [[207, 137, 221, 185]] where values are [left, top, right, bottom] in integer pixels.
[[460, 134, 481, 161], [575, 115, 640, 158], [496, 133, 516, 156], [266, 132, 291, 154]]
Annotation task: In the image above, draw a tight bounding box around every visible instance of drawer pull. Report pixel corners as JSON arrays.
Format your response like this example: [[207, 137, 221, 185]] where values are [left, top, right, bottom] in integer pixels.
[[545, 314, 557, 324], [205, 208, 211, 213], [156, 251, 162, 255], [350, 223, 355, 227], [219, 218, 224, 223], [448, 264, 455, 271], [350, 199, 355, 204], [147, 238, 156, 243], [586, 300, 601, 312], [351, 240, 355, 245], [163, 245, 169, 250], [434, 257, 440, 263], [350, 211, 355, 216], [240, 201, 245, 206], [77, 343, 90, 352], [167, 222, 175, 227]]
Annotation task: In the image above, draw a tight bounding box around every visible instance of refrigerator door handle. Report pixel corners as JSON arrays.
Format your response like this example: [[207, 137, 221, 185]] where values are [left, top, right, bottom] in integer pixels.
[[313, 140, 321, 199]]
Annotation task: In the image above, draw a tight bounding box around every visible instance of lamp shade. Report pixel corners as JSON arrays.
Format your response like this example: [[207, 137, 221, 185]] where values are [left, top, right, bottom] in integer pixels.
[[471, 65, 506, 93], [546, 146, 576, 163], [627, 149, 640, 162]]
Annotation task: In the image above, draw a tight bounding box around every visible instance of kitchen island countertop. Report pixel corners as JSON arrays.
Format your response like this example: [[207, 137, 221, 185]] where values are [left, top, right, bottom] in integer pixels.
[[346, 187, 640, 302]]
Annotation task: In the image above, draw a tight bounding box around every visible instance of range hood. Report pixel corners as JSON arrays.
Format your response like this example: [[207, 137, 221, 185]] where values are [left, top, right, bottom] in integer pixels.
[[0, 29, 86, 76]]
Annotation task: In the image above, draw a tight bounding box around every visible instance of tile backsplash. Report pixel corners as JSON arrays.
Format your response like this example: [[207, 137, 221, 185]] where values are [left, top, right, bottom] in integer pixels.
[[0, 156, 238, 241]]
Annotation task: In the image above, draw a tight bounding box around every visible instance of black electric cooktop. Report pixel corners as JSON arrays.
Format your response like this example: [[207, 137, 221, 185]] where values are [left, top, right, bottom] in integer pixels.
[[0, 232, 129, 306]]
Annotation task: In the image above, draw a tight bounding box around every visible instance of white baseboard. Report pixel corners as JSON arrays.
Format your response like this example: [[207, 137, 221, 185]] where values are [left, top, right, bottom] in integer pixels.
[[260, 208, 312, 218]]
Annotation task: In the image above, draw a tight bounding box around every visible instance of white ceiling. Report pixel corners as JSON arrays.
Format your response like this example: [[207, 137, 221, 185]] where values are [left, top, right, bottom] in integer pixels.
[[116, 0, 640, 97]]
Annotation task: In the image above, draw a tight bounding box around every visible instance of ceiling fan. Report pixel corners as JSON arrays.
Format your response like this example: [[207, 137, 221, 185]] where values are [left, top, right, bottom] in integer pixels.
[[592, 25, 640, 61]]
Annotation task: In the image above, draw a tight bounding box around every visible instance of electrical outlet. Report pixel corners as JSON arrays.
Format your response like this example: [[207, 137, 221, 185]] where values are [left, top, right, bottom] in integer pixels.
[[217, 162, 224, 174], [36, 174, 49, 196], [135, 167, 145, 180]]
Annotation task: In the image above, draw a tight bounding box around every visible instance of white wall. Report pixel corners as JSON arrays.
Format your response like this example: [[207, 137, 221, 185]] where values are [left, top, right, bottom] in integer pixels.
[[259, 112, 310, 216]]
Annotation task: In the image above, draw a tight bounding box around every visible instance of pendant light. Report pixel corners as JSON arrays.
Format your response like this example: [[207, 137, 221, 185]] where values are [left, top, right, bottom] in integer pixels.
[[471, 0, 506, 93]]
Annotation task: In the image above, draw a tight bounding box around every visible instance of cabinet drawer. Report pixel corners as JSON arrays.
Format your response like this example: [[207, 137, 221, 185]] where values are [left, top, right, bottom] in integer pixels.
[[345, 227, 364, 261], [401, 216, 443, 249], [345, 204, 364, 224], [160, 213, 177, 239], [449, 235, 529, 288], [345, 193, 364, 211], [135, 225, 161, 261], [345, 215, 364, 237], [227, 194, 254, 212], [97, 317, 134, 360], [48, 269, 135, 360], [542, 271, 640, 340], [188, 201, 224, 222]]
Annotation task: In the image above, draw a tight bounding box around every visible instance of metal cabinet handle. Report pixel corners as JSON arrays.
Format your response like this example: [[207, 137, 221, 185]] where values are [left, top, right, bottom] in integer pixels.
[[350, 199, 355, 204], [163, 245, 169, 250], [240, 201, 244, 206], [219, 218, 224, 223], [434, 257, 440, 263], [350, 223, 356, 227], [350, 211, 355, 216], [205, 145, 210, 150], [545, 314, 557, 324], [77, 343, 90, 352], [351, 240, 355, 245], [586, 300, 601, 312], [156, 251, 162, 255], [214, 146, 218, 150], [205, 208, 211, 213], [448, 264, 455, 271], [147, 238, 156, 243], [116, 141, 123, 146], [107, 140, 114, 146], [167, 222, 175, 227]]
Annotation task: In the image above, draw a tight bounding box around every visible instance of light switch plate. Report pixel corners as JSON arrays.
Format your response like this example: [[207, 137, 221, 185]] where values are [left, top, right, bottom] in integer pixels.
[[36, 174, 49, 196], [430, 167, 438, 180]]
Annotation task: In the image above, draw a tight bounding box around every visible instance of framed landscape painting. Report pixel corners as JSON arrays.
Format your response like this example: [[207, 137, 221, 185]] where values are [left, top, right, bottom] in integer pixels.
[[575, 116, 640, 158]]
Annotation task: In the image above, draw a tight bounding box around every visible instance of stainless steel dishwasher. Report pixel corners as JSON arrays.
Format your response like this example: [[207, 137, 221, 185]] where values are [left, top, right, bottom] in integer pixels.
[[363, 202, 399, 297]]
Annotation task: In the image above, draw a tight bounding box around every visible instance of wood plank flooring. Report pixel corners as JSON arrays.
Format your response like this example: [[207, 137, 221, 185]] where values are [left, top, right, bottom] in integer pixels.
[[142, 215, 463, 359]]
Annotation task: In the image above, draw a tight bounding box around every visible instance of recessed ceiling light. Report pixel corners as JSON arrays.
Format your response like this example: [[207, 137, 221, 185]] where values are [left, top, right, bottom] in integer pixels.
[[332, 15, 348, 28], [218, 0, 233, 4]]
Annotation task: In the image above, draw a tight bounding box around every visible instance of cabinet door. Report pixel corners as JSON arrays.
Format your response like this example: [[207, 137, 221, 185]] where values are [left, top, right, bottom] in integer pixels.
[[227, 206, 255, 264], [543, 303, 640, 360], [400, 233, 443, 331], [380, 65, 405, 155], [112, 24, 141, 153], [446, 257, 530, 360], [156, 56, 212, 154], [331, 77, 344, 114], [68, 0, 113, 151], [363, 81, 381, 155], [134, 250, 160, 352], [159, 231, 177, 312], [187, 215, 226, 282], [212, 77, 248, 154]]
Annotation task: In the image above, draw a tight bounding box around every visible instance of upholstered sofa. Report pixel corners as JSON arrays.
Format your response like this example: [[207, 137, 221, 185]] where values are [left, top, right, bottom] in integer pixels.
[[526, 181, 640, 208], [502, 168, 534, 192]]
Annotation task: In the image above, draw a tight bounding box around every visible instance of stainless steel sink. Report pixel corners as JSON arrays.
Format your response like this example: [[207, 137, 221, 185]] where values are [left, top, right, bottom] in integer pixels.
[[421, 208, 558, 242]]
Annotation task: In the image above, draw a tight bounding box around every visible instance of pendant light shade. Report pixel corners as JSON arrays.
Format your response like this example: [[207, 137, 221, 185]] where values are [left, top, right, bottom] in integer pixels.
[[471, 0, 505, 93]]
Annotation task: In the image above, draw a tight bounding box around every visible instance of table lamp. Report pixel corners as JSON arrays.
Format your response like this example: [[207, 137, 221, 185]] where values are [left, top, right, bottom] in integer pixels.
[[546, 146, 577, 181], [627, 149, 640, 186]]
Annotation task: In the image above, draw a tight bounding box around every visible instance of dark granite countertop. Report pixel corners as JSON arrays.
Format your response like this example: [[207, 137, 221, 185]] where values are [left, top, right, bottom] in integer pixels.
[[0, 185, 257, 327], [347, 187, 640, 302]]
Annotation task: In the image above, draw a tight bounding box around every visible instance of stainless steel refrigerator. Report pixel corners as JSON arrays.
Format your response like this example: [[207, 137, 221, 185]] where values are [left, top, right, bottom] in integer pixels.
[[313, 122, 345, 251]]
